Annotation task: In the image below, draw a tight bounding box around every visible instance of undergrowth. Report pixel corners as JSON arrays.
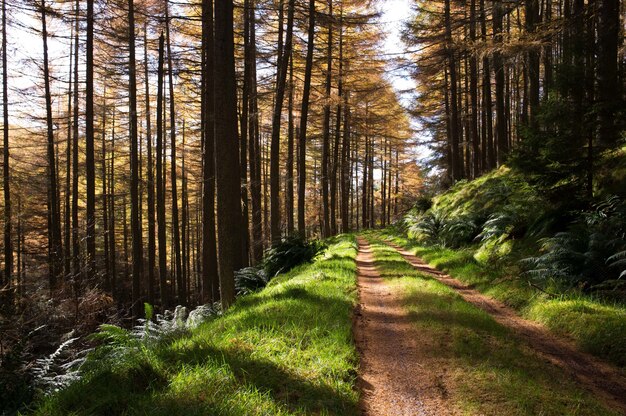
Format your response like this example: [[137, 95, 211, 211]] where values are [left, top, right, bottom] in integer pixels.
[[29, 235, 359, 416], [382, 231, 626, 368]]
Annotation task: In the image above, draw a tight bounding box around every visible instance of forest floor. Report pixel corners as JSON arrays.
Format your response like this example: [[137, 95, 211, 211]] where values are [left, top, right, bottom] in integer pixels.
[[354, 233, 626, 415]]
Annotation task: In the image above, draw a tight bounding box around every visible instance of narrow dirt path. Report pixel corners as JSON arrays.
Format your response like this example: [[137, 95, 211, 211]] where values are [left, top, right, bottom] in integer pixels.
[[386, 240, 626, 415], [353, 237, 458, 416]]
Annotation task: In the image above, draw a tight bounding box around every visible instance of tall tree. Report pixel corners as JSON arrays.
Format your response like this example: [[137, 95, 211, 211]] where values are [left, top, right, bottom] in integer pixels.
[[2, 0, 11, 289], [41, 0, 62, 291], [144, 23, 155, 306], [269, 0, 295, 242], [246, 0, 263, 263], [214, 0, 243, 308], [297, 0, 316, 233], [156, 33, 168, 307], [85, 0, 95, 280], [165, 2, 184, 304], [201, 0, 219, 302], [128, 0, 143, 318], [321, 0, 333, 238], [493, 0, 507, 165]]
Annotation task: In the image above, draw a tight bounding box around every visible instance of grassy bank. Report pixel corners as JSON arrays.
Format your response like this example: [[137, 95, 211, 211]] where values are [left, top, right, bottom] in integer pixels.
[[381, 230, 626, 369], [32, 235, 360, 416], [364, 233, 619, 415]]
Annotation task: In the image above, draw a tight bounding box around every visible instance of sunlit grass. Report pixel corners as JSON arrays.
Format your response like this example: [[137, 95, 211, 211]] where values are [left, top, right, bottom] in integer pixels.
[[364, 233, 618, 416], [381, 230, 626, 368], [32, 235, 360, 416]]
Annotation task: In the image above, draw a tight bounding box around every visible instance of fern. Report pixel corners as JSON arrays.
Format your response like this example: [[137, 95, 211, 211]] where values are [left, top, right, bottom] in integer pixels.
[[30, 336, 86, 395], [235, 267, 269, 295]]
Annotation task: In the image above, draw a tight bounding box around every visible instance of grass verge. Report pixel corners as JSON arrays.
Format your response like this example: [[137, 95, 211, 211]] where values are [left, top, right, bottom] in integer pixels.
[[31, 235, 360, 416], [381, 230, 626, 368], [364, 233, 619, 415]]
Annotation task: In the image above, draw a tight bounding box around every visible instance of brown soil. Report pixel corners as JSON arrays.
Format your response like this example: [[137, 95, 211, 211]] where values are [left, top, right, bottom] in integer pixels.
[[387, 240, 626, 415], [353, 237, 460, 416]]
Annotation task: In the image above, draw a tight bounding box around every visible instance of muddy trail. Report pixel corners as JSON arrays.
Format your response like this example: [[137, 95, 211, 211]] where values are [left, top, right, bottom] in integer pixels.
[[353, 236, 626, 415]]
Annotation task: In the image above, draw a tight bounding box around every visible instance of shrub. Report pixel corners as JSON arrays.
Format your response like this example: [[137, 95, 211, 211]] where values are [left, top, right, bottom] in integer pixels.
[[521, 196, 626, 290], [262, 235, 326, 277]]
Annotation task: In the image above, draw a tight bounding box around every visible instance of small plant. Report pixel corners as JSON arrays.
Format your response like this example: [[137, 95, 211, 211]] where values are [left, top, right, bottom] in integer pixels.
[[521, 196, 626, 290], [262, 235, 327, 277], [235, 267, 269, 296], [30, 335, 86, 396]]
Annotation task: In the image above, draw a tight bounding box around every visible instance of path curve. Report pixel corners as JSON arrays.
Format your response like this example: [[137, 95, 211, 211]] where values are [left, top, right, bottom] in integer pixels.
[[353, 237, 457, 416], [386, 240, 626, 415]]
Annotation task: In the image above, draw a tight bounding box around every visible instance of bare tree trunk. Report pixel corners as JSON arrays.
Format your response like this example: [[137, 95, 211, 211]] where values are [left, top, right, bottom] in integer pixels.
[[330, 10, 343, 236], [101, 92, 110, 291], [246, 0, 263, 264], [71, 0, 80, 289], [63, 22, 73, 283], [128, 0, 143, 318], [2, 0, 11, 289], [480, 0, 494, 170], [239, 2, 250, 267], [109, 112, 117, 296], [41, 0, 62, 292], [596, 0, 620, 147], [156, 33, 169, 307], [181, 121, 188, 305], [469, 0, 480, 176], [214, 0, 243, 308], [493, 0, 508, 165], [165, 3, 184, 305], [445, 0, 462, 181], [85, 0, 95, 281], [340, 89, 350, 233], [321, 0, 333, 238], [269, 0, 295, 242], [297, 0, 315, 234], [201, 0, 219, 302], [285, 50, 295, 234], [144, 23, 155, 307]]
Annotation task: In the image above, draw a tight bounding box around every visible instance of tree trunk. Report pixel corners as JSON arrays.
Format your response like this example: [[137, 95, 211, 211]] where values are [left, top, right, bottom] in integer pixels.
[[128, 0, 143, 318], [247, 0, 263, 264], [493, 0, 508, 165], [2, 0, 11, 289], [469, 0, 480, 177], [330, 10, 343, 236], [596, 0, 620, 147], [85, 0, 95, 281], [156, 33, 169, 307], [41, 0, 62, 292], [165, 3, 184, 305], [297, 0, 315, 234], [144, 23, 155, 307], [321, 0, 333, 238], [285, 51, 294, 234], [445, 0, 462, 181], [202, 0, 219, 303], [340, 89, 350, 233], [214, 0, 243, 308], [269, 0, 295, 242], [101, 92, 110, 291], [71, 0, 80, 289]]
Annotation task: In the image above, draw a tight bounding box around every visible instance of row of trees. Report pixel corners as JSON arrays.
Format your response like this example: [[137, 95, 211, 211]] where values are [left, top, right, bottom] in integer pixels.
[[0, 0, 415, 318], [407, 0, 624, 195]]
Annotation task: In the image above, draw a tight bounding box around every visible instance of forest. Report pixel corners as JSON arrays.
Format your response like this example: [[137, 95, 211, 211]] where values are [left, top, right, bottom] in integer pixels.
[[0, 0, 624, 414]]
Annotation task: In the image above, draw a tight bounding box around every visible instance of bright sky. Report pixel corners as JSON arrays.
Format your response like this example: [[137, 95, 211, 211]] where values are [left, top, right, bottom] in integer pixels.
[[380, 0, 416, 104]]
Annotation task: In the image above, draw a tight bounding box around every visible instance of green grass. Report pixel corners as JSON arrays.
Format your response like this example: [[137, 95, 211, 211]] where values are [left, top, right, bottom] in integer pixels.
[[364, 233, 619, 416], [31, 235, 360, 416], [381, 230, 626, 369]]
